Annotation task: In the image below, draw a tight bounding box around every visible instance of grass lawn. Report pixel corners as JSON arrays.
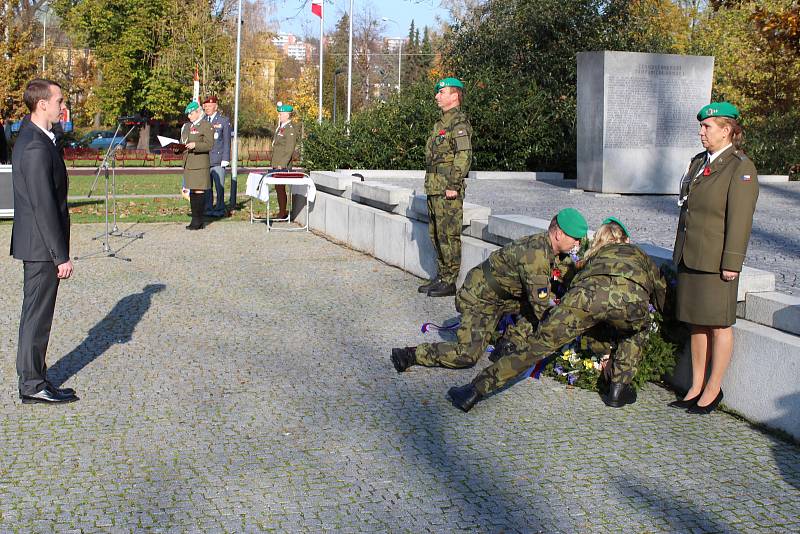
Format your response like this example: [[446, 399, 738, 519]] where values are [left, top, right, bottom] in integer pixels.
[[69, 173, 184, 196]]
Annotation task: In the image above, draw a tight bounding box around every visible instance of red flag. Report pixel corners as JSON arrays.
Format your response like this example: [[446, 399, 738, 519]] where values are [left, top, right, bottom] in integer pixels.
[[311, 0, 322, 18]]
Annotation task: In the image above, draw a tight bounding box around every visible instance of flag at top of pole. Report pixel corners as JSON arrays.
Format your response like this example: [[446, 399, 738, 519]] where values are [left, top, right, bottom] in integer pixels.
[[314, 0, 324, 123]]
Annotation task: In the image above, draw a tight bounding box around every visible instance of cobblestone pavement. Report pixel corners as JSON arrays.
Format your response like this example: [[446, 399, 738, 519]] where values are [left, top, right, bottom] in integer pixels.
[[0, 222, 798, 533], [389, 177, 800, 295]]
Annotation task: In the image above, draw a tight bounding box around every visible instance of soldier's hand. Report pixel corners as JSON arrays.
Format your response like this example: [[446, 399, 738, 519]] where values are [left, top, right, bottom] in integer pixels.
[[445, 189, 458, 200], [57, 260, 73, 279], [721, 270, 739, 282], [186, 142, 196, 150]]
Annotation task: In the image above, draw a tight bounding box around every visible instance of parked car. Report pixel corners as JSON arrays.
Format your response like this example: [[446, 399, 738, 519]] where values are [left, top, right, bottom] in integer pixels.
[[70, 130, 127, 150]]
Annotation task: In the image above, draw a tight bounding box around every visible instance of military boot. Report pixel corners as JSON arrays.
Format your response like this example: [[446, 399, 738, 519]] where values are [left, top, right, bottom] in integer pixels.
[[603, 382, 637, 408], [447, 383, 481, 412], [488, 338, 516, 363], [390, 347, 416, 373], [418, 277, 439, 293], [427, 280, 456, 297]]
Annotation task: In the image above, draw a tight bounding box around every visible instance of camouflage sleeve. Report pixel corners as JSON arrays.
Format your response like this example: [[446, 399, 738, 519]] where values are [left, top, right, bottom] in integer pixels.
[[448, 122, 472, 190]]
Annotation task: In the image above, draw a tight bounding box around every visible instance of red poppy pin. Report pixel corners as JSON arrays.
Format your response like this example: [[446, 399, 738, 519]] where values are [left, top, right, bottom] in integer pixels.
[[438, 129, 446, 136], [703, 166, 711, 176], [552, 268, 562, 281]]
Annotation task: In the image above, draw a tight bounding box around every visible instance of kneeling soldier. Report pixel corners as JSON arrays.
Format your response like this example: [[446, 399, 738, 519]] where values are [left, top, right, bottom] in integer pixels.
[[447, 217, 667, 412], [391, 208, 588, 372]]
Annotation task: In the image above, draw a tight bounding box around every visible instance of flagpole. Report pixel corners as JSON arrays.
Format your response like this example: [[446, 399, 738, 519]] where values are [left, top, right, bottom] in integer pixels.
[[317, 1, 324, 124], [231, 0, 243, 209], [346, 0, 353, 123]]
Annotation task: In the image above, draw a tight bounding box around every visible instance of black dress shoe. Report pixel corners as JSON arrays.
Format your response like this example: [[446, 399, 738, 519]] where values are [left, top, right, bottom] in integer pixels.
[[603, 382, 637, 408], [687, 389, 723, 414], [391, 347, 416, 372], [418, 278, 439, 293], [447, 383, 481, 412], [20, 384, 78, 405], [668, 392, 701, 409], [488, 338, 516, 363], [428, 281, 456, 297]]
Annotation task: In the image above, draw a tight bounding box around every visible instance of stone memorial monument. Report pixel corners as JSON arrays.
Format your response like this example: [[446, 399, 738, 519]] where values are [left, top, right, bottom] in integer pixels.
[[577, 51, 714, 194]]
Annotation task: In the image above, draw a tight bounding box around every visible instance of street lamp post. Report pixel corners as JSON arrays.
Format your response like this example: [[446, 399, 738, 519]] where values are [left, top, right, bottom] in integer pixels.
[[333, 68, 345, 124], [346, 0, 354, 123], [381, 18, 402, 93]]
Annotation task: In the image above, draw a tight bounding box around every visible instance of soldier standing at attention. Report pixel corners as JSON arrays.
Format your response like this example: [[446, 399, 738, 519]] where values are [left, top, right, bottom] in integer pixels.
[[447, 218, 667, 413], [270, 102, 298, 220], [391, 208, 587, 372], [418, 77, 473, 298], [181, 101, 214, 230], [202, 95, 232, 217]]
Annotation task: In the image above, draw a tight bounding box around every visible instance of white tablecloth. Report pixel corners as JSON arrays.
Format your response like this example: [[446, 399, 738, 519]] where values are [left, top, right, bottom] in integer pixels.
[[246, 172, 317, 203]]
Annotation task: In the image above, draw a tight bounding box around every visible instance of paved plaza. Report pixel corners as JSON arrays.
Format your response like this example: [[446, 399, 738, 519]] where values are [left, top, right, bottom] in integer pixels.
[[0, 219, 798, 533]]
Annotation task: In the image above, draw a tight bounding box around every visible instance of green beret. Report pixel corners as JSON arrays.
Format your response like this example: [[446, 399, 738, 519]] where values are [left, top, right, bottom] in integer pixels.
[[276, 103, 293, 113], [556, 208, 588, 239], [602, 216, 630, 237], [184, 101, 200, 114], [435, 77, 464, 93], [697, 102, 740, 121]]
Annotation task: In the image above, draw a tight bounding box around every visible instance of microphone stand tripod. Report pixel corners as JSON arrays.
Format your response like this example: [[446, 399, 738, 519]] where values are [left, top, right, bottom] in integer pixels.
[[74, 120, 144, 262]]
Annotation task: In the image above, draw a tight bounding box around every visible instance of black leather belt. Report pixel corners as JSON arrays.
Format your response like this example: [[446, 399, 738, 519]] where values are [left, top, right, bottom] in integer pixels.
[[482, 261, 515, 301]]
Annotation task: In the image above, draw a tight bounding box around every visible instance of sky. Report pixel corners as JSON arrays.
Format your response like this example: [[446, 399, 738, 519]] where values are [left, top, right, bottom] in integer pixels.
[[269, 0, 450, 40]]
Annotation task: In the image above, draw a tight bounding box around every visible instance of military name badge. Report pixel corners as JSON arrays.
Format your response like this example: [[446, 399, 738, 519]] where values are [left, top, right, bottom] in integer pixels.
[[741, 174, 751, 181], [537, 287, 548, 299]]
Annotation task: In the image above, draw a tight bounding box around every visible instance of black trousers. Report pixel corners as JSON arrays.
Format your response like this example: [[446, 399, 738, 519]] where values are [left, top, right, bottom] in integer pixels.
[[16, 261, 60, 395]]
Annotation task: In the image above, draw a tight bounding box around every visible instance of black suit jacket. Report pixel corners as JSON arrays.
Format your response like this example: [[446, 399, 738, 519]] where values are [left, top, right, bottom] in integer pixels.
[[10, 120, 70, 264]]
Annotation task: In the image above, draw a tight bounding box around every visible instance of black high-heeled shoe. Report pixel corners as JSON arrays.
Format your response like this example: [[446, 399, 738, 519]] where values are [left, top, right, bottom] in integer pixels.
[[687, 389, 724, 414], [668, 392, 701, 409]]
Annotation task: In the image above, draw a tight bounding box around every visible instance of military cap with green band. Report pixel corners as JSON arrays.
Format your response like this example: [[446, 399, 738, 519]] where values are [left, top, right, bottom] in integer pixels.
[[556, 208, 588, 239], [697, 102, 740, 121], [435, 77, 464, 93], [184, 101, 200, 114], [276, 102, 294, 113], [602, 216, 630, 237]]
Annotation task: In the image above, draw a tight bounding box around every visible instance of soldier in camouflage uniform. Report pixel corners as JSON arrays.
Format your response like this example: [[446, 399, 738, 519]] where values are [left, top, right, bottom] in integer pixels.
[[448, 218, 667, 412], [391, 209, 588, 372], [418, 77, 473, 298]]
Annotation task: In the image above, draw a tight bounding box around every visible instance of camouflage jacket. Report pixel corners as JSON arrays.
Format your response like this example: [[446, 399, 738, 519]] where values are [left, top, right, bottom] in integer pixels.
[[573, 243, 667, 313], [424, 107, 472, 195], [486, 232, 576, 320]]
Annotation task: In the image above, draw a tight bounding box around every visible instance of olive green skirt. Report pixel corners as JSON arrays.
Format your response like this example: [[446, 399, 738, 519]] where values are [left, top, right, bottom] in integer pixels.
[[676, 262, 738, 327]]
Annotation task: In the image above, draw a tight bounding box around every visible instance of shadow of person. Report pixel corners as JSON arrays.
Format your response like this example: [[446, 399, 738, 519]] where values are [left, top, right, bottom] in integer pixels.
[[48, 283, 166, 387]]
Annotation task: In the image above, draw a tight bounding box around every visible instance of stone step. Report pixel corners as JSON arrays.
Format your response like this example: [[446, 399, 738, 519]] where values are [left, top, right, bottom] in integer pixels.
[[467, 171, 564, 181], [310, 171, 359, 197], [351, 181, 414, 208], [336, 169, 425, 180], [408, 194, 491, 226], [743, 291, 800, 336], [487, 214, 551, 241]]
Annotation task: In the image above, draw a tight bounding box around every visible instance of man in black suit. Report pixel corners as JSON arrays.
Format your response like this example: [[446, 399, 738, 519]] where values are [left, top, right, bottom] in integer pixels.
[[11, 79, 78, 404]]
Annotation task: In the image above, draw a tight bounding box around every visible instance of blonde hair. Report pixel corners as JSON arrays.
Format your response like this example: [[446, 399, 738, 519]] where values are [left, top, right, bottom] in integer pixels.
[[712, 116, 745, 150], [577, 223, 629, 268]]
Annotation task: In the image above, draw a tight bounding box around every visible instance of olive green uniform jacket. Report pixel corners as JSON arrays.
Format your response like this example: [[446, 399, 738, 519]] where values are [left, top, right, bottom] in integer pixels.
[[424, 107, 472, 195], [673, 146, 759, 273], [181, 119, 214, 190], [271, 120, 298, 168]]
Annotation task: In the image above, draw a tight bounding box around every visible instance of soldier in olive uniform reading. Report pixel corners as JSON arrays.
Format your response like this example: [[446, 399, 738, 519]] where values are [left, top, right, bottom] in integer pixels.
[[271, 102, 298, 220], [391, 208, 588, 372], [418, 77, 473, 298], [448, 218, 668, 412]]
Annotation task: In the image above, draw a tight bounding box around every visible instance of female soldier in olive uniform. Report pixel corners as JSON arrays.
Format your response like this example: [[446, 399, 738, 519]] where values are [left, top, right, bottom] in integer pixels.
[[182, 101, 214, 230], [271, 102, 298, 220], [670, 102, 759, 414], [391, 208, 587, 372], [448, 218, 667, 412], [419, 77, 473, 298]]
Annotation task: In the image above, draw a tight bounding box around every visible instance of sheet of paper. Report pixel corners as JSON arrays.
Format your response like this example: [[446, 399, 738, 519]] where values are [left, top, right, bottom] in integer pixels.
[[157, 135, 180, 147]]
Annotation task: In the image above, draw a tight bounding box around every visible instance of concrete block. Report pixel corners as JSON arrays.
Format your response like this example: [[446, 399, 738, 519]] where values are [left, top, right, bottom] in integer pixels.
[[744, 291, 800, 336], [759, 175, 789, 183], [291, 193, 307, 226], [324, 194, 350, 243], [311, 171, 359, 197], [351, 181, 414, 208], [458, 236, 500, 287], [348, 203, 377, 254], [488, 214, 550, 241], [374, 211, 407, 269], [636, 243, 776, 302], [465, 219, 507, 246], [308, 190, 327, 233], [666, 319, 800, 440], [463, 202, 491, 226], [468, 171, 564, 181], [337, 169, 425, 180], [408, 194, 489, 226], [404, 218, 438, 280]]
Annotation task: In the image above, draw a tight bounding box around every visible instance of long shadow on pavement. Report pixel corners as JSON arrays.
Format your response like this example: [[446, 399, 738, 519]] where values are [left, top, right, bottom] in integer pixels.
[[48, 283, 165, 387]]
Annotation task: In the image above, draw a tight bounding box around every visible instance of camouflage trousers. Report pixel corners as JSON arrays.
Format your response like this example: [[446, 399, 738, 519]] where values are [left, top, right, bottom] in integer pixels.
[[471, 276, 651, 395], [415, 266, 539, 368], [427, 195, 463, 284]]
